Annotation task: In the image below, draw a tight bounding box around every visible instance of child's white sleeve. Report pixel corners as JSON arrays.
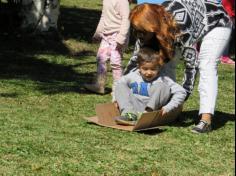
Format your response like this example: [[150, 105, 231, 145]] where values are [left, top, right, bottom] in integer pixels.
[[115, 0, 130, 45], [117, 74, 131, 87], [162, 77, 187, 113], [93, 5, 105, 40]]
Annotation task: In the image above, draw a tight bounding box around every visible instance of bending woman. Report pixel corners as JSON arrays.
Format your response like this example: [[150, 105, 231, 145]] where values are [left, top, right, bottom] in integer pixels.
[[124, 1, 232, 133]]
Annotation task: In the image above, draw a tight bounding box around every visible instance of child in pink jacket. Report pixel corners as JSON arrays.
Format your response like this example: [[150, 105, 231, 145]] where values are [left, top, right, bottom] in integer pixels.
[[84, 0, 131, 98]]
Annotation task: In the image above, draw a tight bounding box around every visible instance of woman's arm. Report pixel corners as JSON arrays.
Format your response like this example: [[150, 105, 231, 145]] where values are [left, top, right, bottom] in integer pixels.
[[181, 46, 199, 100], [123, 39, 141, 74]]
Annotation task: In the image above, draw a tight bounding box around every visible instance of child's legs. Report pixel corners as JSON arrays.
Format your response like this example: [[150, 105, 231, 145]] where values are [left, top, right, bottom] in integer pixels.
[[110, 45, 123, 82], [146, 83, 171, 111], [97, 38, 111, 76], [109, 40, 123, 100], [198, 27, 231, 115], [107, 33, 123, 83], [110, 48, 123, 98], [115, 83, 148, 114]]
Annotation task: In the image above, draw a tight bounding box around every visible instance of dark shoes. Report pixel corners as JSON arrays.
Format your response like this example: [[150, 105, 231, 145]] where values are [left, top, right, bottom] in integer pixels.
[[115, 112, 138, 126], [191, 120, 212, 134]]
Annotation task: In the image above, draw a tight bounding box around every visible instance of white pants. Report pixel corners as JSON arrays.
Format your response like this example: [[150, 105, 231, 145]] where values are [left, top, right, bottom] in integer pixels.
[[198, 27, 232, 115]]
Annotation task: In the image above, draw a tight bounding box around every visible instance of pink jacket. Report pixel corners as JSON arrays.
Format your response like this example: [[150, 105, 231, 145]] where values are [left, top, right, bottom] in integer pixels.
[[93, 0, 130, 45]]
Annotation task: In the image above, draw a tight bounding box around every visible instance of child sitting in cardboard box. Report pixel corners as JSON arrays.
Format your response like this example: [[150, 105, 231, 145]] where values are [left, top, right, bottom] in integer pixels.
[[114, 47, 187, 125]]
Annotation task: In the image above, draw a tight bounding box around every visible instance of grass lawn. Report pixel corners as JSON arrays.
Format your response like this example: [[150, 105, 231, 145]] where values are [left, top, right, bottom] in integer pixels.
[[0, 0, 235, 175]]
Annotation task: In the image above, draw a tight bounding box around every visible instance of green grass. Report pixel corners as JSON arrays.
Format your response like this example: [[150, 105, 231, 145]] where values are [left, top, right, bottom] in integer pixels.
[[0, 0, 235, 175]]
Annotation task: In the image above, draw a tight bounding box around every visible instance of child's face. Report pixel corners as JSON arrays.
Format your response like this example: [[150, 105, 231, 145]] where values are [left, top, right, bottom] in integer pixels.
[[139, 61, 160, 82]]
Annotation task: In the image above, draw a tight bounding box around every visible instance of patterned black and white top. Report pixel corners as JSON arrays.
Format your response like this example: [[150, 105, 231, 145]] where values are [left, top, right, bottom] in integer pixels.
[[124, 0, 231, 96]]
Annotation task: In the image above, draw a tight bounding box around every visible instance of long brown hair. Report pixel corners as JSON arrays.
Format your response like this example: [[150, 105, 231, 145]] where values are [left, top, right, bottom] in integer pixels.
[[130, 3, 180, 61]]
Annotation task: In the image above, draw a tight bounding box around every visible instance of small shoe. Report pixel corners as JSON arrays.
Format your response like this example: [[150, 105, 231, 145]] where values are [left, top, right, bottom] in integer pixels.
[[115, 112, 138, 126], [220, 56, 235, 65], [191, 120, 212, 134]]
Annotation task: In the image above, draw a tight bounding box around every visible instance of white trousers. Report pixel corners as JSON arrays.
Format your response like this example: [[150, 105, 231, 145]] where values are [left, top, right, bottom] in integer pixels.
[[198, 27, 232, 115]]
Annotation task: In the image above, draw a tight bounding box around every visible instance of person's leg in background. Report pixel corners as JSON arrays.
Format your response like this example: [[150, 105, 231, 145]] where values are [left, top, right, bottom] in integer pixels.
[[220, 39, 235, 65], [84, 36, 110, 94], [192, 26, 232, 133], [109, 34, 124, 102], [229, 25, 235, 60], [220, 16, 235, 65]]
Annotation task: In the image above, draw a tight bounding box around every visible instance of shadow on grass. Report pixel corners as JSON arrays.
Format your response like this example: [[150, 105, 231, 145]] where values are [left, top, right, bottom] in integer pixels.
[[138, 128, 167, 135], [140, 110, 234, 135], [0, 6, 103, 94], [0, 51, 97, 94], [0, 93, 19, 98], [0, 5, 135, 96], [0, 6, 101, 53], [60, 6, 101, 41], [172, 110, 235, 131], [84, 124, 166, 135]]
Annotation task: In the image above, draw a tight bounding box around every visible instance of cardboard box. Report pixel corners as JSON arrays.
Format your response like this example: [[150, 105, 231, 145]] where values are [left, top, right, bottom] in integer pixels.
[[84, 103, 182, 132]]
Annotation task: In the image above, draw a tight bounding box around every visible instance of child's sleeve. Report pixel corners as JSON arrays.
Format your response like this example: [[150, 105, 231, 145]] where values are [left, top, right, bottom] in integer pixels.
[[93, 2, 105, 40], [162, 77, 187, 113], [117, 73, 132, 87], [115, 0, 130, 45]]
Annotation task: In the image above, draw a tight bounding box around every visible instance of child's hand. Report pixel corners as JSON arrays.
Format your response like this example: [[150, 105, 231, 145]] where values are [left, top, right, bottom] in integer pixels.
[[160, 107, 167, 116], [92, 36, 100, 43], [114, 101, 119, 110], [116, 42, 123, 52]]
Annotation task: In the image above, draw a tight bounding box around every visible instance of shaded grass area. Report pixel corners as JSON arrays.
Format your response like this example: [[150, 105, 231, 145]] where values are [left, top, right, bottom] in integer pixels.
[[0, 0, 235, 175]]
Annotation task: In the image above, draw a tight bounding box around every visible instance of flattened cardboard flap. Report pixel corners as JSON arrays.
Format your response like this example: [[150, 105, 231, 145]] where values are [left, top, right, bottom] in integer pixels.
[[85, 103, 134, 131], [85, 103, 182, 132], [133, 111, 160, 131], [95, 103, 119, 126], [133, 106, 182, 131]]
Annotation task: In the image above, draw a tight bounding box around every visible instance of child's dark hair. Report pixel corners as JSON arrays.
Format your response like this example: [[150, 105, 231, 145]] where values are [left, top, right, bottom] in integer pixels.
[[137, 47, 164, 65]]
